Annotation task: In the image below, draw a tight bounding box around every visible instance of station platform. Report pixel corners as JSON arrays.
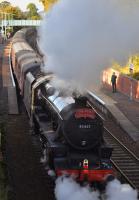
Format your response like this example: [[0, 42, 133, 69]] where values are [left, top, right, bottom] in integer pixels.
[[0, 40, 18, 115], [88, 86, 139, 142]]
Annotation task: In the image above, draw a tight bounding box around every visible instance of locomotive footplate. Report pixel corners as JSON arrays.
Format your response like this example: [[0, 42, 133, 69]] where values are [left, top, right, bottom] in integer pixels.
[[54, 151, 114, 183]]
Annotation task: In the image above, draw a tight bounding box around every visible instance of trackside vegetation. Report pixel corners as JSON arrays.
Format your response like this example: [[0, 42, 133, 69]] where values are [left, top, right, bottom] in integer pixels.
[[113, 55, 139, 80], [39, 0, 58, 11], [0, 1, 41, 20]]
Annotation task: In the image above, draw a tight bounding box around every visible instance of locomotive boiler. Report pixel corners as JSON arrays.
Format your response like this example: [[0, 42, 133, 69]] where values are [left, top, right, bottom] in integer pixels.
[[11, 28, 115, 185]]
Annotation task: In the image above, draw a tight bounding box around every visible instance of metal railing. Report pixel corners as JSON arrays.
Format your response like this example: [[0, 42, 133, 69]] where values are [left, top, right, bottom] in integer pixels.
[[0, 20, 41, 27]]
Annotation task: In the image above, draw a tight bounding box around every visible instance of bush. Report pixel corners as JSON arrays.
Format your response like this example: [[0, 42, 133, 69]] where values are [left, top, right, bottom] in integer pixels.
[[132, 72, 139, 80], [112, 55, 139, 80]]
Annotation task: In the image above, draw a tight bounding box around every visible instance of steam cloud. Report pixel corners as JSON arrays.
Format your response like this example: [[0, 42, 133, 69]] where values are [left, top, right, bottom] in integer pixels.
[[106, 179, 138, 200], [55, 177, 138, 200], [55, 176, 99, 200], [38, 0, 139, 87]]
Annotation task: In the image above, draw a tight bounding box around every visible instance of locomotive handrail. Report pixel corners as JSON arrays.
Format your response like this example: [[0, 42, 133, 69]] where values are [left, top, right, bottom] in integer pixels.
[[31, 74, 53, 113], [41, 94, 63, 120]]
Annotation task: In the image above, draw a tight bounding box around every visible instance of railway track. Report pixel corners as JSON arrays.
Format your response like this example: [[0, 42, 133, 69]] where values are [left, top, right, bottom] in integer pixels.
[[104, 127, 139, 191], [88, 92, 139, 192]]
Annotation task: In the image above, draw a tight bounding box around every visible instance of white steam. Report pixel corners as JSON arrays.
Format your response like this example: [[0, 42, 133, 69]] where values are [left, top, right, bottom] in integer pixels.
[[106, 179, 138, 200], [50, 77, 86, 96], [38, 0, 139, 87], [55, 177, 138, 200], [55, 176, 100, 200]]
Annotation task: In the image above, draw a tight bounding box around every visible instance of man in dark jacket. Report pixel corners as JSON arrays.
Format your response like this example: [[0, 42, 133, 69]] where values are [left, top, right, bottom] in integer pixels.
[[111, 72, 117, 93]]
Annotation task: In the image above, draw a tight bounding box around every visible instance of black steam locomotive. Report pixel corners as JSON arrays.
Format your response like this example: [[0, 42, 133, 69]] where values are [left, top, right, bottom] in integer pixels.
[[11, 29, 114, 184]]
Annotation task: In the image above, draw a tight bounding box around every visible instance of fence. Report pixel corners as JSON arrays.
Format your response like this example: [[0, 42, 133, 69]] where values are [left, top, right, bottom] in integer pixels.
[[0, 20, 41, 27], [102, 68, 139, 100]]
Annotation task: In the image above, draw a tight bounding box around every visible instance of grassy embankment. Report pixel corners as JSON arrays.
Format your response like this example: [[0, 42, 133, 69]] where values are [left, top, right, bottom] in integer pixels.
[[0, 123, 8, 200], [113, 55, 139, 80]]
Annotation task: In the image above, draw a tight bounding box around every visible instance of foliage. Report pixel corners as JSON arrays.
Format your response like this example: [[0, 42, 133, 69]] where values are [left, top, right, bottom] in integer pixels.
[[26, 3, 41, 20], [11, 7, 26, 19], [0, 1, 26, 19], [132, 72, 139, 80], [0, 1, 10, 9], [39, 0, 58, 11], [112, 55, 139, 80], [0, 1, 41, 20]]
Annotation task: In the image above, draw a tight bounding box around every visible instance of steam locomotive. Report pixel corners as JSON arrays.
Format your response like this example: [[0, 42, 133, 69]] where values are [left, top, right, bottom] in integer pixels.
[[11, 29, 115, 185]]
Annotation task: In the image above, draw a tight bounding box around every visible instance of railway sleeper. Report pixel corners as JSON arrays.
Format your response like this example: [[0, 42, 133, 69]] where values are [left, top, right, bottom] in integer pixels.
[[122, 169, 139, 173], [119, 164, 138, 169], [113, 159, 137, 163], [112, 155, 133, 158], [112, 150, 130, 154]]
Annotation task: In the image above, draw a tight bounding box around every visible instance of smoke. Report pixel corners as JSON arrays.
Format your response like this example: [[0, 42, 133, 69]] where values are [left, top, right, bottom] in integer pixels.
[[50, 77, 86, 96], [38, 0, 139, 87], [55, 176, 100, 200], [106, 179, 138, 200], [55, 177, 138, 200]]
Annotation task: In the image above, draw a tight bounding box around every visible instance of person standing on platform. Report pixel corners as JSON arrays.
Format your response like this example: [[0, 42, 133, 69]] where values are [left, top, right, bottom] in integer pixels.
[[111, 72, 117, 93]]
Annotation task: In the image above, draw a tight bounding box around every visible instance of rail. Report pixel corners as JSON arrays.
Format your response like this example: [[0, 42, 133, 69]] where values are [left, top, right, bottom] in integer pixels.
[[105, 127, 139, 161], [87, 91, 139, 191], [104, 127, 139, 191]]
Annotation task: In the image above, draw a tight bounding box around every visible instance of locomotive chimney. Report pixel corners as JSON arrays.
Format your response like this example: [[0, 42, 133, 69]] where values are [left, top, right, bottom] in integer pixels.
[[74, 96, 87, 106]]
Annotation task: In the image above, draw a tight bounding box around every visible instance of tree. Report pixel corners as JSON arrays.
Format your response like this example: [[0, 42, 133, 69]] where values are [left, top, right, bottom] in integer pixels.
[[39, 0, 57, 11], [0, 1, 11, 9], [0, 1, 26, 19], [26, 3, 41, 19], [12, 7, 25, 19]]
